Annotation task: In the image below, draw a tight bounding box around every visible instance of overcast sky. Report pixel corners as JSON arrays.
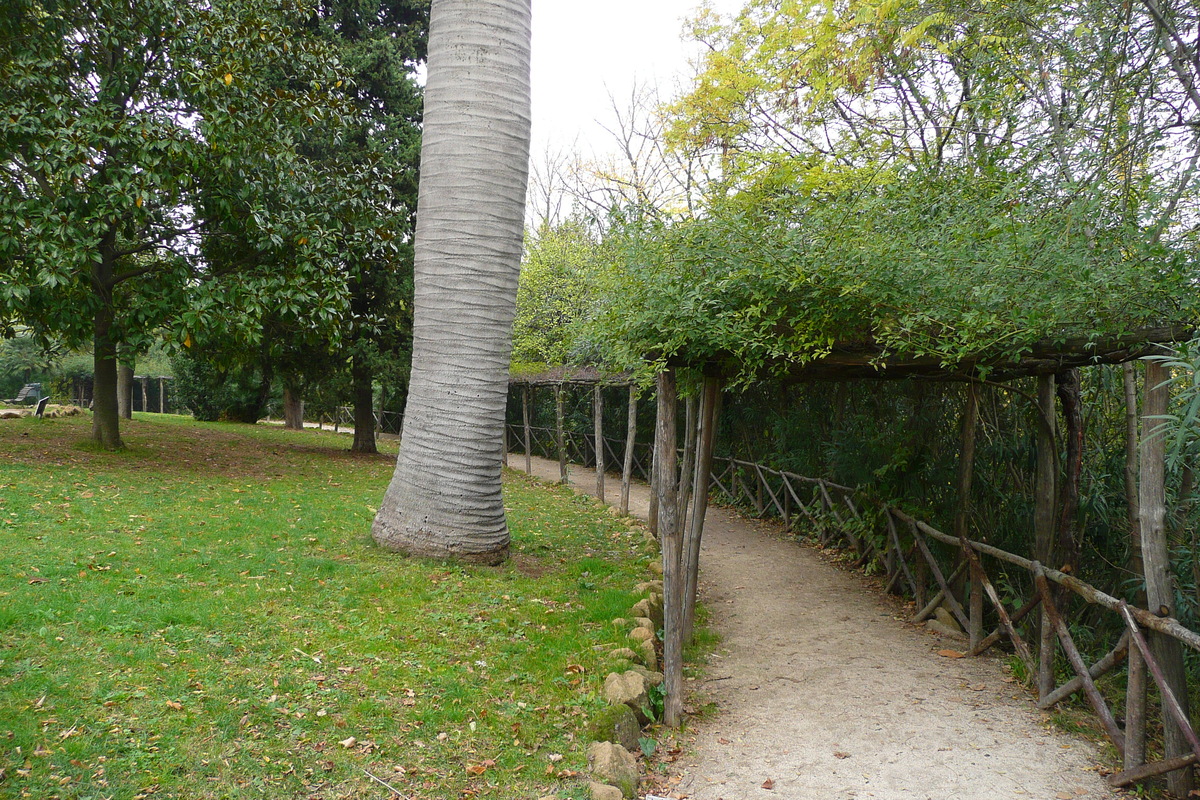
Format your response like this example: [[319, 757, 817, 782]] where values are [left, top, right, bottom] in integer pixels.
[[528, 0, 744, 162]]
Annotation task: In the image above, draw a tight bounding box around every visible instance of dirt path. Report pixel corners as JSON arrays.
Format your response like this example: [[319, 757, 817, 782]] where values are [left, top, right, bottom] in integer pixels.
[[514, 456, 1122, 800]]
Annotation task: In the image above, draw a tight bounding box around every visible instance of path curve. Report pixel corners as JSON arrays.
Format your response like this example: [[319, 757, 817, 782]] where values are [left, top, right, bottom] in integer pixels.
[[512, 456, 1120, 800]]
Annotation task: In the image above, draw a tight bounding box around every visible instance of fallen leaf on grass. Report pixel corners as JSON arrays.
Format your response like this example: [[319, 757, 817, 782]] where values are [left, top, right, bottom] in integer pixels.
[[339, 736, 357, 748], [937, 649, 965, 659], [28, 578, 48, 585], [165, 700, 183, 710]]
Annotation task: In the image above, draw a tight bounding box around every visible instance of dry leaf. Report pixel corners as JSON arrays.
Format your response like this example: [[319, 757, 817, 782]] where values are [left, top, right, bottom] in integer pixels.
[[339, 737, 357, 749], [28, 578, 48, 585], [762, 779, 775, 790], [717, 737, 731, 745], [164, 700, 183, 710], [465, 763, 487, 776], [833, 751, 850, 759], [937, 649, 965, 659]]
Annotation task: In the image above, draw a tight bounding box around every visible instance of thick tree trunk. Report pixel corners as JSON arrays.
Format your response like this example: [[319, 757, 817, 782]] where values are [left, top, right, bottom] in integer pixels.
[[91, 230, 122, 449], [351, 353, 378, 454], [117, 360, 134, 420], [283, 383, 305, 431], [1140, 360, 1194, 798], [373, 0, 531, 565]]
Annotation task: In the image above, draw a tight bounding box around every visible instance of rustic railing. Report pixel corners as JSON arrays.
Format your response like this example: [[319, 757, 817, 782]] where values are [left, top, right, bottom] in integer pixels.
[[263, 405, 404, 436], [506, 417, 1200, 788], [706, 456, 1200, 789]]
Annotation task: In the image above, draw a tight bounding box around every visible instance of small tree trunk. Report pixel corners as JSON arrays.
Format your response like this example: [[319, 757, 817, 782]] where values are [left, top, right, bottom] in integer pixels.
[[1140, 360, 1194, 798], [159, 377, 165, 414], [283, 384, 305, 431], [522, 385, 532, 473], [117, 360, 134, 420], [351, 353, 378, 454], [655, 369, 684, 728]]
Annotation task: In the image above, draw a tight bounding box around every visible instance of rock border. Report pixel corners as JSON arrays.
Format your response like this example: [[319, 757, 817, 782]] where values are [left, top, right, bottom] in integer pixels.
[[583, 570, 666, 800]]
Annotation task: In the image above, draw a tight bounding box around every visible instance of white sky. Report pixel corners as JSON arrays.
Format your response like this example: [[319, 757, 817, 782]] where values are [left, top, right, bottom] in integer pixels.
[[529, 0, 744, 162]]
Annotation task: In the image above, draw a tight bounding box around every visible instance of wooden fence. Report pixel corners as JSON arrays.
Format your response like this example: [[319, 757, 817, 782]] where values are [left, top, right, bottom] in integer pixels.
[[707, 456, 1200, 789], [506, 413, 1200, 787]]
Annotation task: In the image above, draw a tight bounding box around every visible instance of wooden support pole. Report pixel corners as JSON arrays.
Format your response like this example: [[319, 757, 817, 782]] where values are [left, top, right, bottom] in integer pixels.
[[677, 393, 698, 532], [1034, 565, 1125, 758], [1139, 359, 1194, 797], [555, 384, 567, 484], [593, 384, 605, 502], [655, 369, 683, 728], [684, 376, 721, 643], [158, 377, 165, 413], [621, 386, 637, 516], [1034, 375, 1057, 701], [955, 385, 982, 649], [522, 386, 532, 475]]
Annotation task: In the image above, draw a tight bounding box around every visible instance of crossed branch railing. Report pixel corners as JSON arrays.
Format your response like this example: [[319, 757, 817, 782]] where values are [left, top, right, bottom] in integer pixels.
[[506, 425, 1200, 788]]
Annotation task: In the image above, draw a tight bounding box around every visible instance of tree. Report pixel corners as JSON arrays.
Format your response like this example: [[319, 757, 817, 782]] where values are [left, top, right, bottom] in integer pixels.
[[372, 0, 532, 564], [0, 0, 351, 449]]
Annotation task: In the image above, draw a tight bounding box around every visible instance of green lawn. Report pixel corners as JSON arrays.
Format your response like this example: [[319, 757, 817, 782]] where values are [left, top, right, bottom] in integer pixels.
[[0, 413, 658, 799]]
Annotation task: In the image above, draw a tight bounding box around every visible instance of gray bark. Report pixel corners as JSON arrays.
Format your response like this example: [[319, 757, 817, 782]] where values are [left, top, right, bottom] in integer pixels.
[[1139, 360, 1193, 797], [656, 369, 684, 728], [373, 0, 531, 565], [117, 360, 134, 421]]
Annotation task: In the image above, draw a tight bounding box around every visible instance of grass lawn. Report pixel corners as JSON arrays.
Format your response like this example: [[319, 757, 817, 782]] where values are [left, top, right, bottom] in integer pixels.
[[0, 413, 660, 799]]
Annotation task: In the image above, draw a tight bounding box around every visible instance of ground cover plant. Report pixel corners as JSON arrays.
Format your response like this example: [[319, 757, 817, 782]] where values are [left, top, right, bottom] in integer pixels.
[[0, 414, 657, 799]]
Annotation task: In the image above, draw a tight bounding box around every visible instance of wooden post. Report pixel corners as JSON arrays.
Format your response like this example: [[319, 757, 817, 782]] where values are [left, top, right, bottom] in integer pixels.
[[593, 384, 605, 501], [677, 393, 698, 533], [1034, 374, 1057, 701], [522, 386, 532, 475], [955, 384, 982, 649], [159, 377, 165, 413], [140, 377, 147, 414], [684, 376, 721, 642], [621, 386, 637, 515], [555, 384, 567, 483], [1140, 359, 1194, 798], [655, 369, 683, 727], [1123, 363, 1147, 771]]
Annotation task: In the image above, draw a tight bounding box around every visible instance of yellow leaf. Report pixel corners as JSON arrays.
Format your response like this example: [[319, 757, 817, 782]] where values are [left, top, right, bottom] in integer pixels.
[[298, 237, 308, 246], [135, 196, 143, 208], [183, 333, 193, 349], [224, 73, 233, 86]]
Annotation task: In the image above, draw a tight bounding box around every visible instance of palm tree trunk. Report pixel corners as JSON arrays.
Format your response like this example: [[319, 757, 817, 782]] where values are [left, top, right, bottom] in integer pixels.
[[373, 0, 531, 565]]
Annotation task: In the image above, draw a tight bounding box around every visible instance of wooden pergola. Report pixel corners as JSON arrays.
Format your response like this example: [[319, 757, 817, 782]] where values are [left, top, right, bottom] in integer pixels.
[[646, 323, 1198, 789], [513, 322, 1200, 791]]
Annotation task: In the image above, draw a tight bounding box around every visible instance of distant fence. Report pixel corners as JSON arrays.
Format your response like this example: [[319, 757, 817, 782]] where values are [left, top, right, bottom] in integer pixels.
[[263, 405, 404, 435]]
